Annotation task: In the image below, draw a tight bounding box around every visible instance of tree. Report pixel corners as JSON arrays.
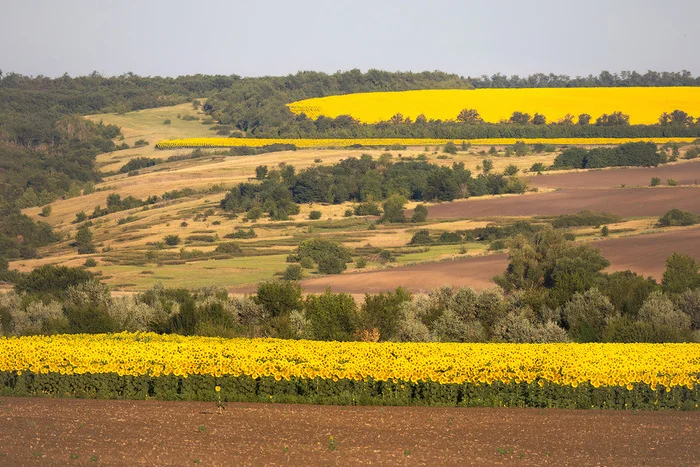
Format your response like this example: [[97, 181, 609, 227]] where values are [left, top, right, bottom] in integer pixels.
[[304, 290, 358, 341], [503, 164, 518, 176], [254, 281, 303, 318], [360, 287, 411, 341], [411, 204, 428, 223], [508, 111, 531, 124], [456, 108, 483, 124], [482, 159, 494, 174], [577, 114, 592, 125], [662, 253, 700, 295], [163, 234, 180, 246], [75, 224, 95, 254], [255, 165, 268, 180], [532, 113, 546, 125], [15, 265, 95, 300], [282, 264, 303, 281], [382, 194, 407, 223]]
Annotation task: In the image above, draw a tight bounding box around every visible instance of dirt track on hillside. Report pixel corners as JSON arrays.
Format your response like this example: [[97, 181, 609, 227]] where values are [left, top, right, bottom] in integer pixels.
[[1, 397, 698, 466], [298, 227, 700, 294]]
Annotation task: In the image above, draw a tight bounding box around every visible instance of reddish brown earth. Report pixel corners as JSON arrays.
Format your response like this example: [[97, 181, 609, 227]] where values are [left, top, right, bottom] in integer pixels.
[[526, 160, 700, 190], [1, 397, 698, 466], [425, 187, 700, 219], [298, 227, 700, 294]]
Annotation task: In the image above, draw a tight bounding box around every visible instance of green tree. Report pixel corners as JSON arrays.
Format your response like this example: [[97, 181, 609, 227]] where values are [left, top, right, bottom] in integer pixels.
[[411, 204, 428, 223], [254, 281, 303, 318], [75, 224, 95, 254], [360, 287, 411, 341], [304, 290, 358, 341], [456, 108, 483, 124], [255, 165, 268, 180], [482, 159, 493, 174], [443, 141, 458, 155], [382, 194, 407, 223], [661, 253, 700, 295]]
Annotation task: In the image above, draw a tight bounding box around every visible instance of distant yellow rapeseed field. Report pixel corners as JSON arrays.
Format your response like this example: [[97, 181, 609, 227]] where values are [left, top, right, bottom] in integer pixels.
[[155, 137, 696, 149], [287, 88, 700, 124]]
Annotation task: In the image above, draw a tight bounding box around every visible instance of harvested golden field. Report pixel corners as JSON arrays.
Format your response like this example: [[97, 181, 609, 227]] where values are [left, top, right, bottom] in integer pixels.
[[287, 87, 700, 124]]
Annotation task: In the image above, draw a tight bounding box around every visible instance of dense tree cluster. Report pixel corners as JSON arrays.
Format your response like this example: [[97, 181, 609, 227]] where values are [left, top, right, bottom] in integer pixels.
[[551, 142, 662, 169], [220, 155, 527, 220]]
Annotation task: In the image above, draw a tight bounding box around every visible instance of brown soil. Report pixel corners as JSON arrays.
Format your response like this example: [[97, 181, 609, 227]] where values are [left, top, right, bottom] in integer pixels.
[[526, 160, 700, 189], [425, 187, 700, 219], [1, 397, 697, 466], [298, 227, 700, 294]]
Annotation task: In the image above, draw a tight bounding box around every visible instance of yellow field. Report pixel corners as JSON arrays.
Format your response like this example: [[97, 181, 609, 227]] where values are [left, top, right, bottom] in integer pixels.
[[287, 87, 700, 124], [1, 333, 698, 389], [155, 137, 697, 149]]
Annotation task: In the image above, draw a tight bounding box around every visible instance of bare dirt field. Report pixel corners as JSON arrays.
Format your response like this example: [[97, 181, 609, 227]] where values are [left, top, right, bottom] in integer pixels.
[[425, 187, 700, 219], [299, 226, 700, 294], [527, 159, 700, 189], [0, 397, 697, 466]]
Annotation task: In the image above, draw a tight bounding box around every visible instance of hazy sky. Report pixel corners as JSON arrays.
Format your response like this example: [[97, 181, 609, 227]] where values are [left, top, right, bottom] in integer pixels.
[[2, 0, 699, 78]]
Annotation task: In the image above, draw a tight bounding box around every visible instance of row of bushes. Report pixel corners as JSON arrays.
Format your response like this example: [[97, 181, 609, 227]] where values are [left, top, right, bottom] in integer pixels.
[[1, 372, 697, 409]]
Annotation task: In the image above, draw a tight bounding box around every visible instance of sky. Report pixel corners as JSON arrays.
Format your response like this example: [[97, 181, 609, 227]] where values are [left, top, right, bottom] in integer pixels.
[[2, 0, 699, 79]]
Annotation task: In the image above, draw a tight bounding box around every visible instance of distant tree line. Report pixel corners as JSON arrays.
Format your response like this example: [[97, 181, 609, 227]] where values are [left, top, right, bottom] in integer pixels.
[[551, 142, 663, 169]]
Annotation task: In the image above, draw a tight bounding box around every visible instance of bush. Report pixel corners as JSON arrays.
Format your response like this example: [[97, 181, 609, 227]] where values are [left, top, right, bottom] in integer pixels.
[[552, 210, 621, 228], [163, 119, 171, 125], [667, 178, 679, 186], [529, 162, 546, 173], [317, 255, 347, 274], [134, 139, 149, 147], [214, 242, 243, 256], [84, 258, 97, 267], [601, 225, 609, 237], [382, 194, 407, 223], [186, 235, 217, 243], [119, 157, 159, 174], [300, 257, 315, 269], [411, 204, 428, 223], [75, 224, 95, 254], [439, 231, 462, 244], [503, 164, 519, 176], [308, 210, 322, 220], [561, 289, 618, 342], [650, 177, 661, 186], [657, 209, 699, 227], [40, 206, 52, 217], [224, 228, 257, 239], [354, 202, 382, 216], [164, 234, 180, 246], [282, 264, 303, 281], [355, 257, 367, 269], [661, 253, 700, 295], [409, 229, 433, 245], [443, 141, 458, 155]]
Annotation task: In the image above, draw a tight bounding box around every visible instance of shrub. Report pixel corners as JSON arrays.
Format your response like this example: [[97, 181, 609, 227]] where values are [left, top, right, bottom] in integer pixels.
[[300, 257, 315, 269], [431, 310, 486, 342], [529, 162, 546, 173], [214, 242, 243, 255], [378, 249, 396, 263], [438, 231, 462, 244], [677, 289, 700, 330], [6, 300, 67, 336], [601, 225, 609, 237], [409, 229, 433, 245], [443, 141, 458, 155], [503, 164, 519, 176], [638, 291, 691, 340], [344, 209, 354, 217], [282, 264, 303, 281], [317, 255, 347, 274], [667, 179, 678, 186], [552, 210, 621, 228], [40, 206, 52, 217], [163, 119, 171, 125], [186, 235, 217, 243], [354, 202, 382, 216], [411, 204, 428, 223], [119, 157, 159, 173], [355, 257, 367, 269], [84, 258, 97, 267], [134, 139, 149, 147], [308, 210, 322, 220], [650, 177, 661, 186], [164, 234, 180, 246], [382, 194, 407, 223], [657, 209, 699, 227], [224, 228, 256, 239]]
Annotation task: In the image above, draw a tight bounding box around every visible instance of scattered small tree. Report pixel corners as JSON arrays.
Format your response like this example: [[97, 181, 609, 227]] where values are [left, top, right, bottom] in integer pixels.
[[411, 204, 428, 223], [382, 194, 407, 223], [75, 224, 95, 254], [164, 235, 181, 246]]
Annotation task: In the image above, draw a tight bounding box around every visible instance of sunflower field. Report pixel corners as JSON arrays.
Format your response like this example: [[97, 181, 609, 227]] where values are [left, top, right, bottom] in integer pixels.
[[155, 137, 696, 150], [287, 87, 700, 124], [1, 333, 699, 409]]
